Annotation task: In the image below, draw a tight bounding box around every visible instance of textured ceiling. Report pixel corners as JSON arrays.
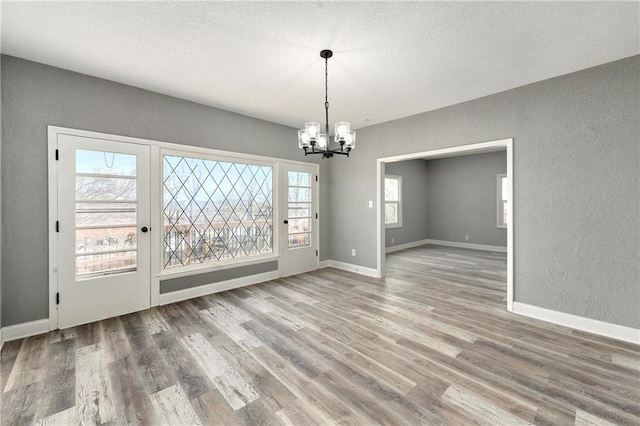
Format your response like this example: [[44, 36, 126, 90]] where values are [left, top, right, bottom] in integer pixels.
[[1, 1, 638, 131]]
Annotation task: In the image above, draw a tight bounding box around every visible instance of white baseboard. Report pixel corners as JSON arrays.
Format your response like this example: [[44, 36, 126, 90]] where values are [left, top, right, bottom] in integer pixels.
[[2, 318, 50, 343], [321, 260, 380, 278], [426, 239, 507, 253], [513, 302, 640, 345], [157, 270, 280, 306], [385, 239, 430, 253]]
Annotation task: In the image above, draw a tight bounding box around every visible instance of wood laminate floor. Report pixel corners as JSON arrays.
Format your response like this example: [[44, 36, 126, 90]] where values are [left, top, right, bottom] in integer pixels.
[[2, 245, 639, 425]]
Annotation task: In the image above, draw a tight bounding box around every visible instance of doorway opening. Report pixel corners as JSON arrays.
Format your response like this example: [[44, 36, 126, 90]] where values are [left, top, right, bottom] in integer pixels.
[[376, 138, 514, 311]]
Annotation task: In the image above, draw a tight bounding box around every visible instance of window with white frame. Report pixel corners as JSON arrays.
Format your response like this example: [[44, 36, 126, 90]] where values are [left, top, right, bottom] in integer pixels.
[[384, 175, 402, 228], [497, 173, 508, 228], [162, 153, 273, 269]]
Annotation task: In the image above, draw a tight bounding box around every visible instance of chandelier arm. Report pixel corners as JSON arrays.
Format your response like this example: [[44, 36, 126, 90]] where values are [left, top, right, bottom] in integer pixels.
[[304, 148, 350, 158]]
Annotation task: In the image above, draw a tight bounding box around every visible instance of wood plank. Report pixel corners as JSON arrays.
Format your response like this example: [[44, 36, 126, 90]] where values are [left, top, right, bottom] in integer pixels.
[[101, 316, 133, 363], [120, 311, 175, 394], [1, 339, 24, 392], [3, 333, 48, 393], [140, 307, 172, 335], [107, 355, 157, 425], [75, 343, 115, 424], [153, 330, 211, 400], [35, 406, 77, 425], [38, 339, 76, 420], [200, 305, 263, 351], [182, 332, 259, 410], [149, 384, 202, 425], [574, 409, 618, 426], [441, 384, 532, 425]]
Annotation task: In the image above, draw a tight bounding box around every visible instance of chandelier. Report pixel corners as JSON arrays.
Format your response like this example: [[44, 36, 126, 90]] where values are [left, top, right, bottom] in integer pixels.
[[298, 49, 356, 158]]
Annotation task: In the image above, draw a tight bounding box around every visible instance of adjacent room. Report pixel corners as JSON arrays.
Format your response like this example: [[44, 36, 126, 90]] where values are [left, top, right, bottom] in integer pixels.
[[1, 2, 638, 425]]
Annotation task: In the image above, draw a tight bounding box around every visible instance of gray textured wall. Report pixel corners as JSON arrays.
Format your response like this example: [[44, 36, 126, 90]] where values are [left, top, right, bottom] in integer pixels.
[[384, 160, 429, 247], [328, 56, 640, 328], [384, 153, 507, 249], [0, 54, 3, 332], [425, 151, 507, 247], [0, 55, 326, 327]]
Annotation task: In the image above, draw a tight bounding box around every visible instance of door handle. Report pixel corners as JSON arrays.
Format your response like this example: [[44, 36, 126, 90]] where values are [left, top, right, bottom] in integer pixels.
[[141, 226, 149, 233], [283, 220, 289, 224]]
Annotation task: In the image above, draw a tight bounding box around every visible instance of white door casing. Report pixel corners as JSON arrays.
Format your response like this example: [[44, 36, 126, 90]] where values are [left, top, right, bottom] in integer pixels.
[[57, 134, 151, 328], [281, 163, 319, 277]]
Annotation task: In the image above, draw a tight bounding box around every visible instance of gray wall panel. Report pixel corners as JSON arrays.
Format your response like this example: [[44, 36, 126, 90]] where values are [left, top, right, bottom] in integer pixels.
[[425, 151, 507, 247], [328, 56, 640, 328], [160, 261, 278, 294], [0, 55, 3, 328], [0, 55, 323, 326], [384, 160, 429, 247]]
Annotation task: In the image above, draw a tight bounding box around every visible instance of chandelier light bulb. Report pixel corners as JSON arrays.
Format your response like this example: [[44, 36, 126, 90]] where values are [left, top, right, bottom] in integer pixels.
[[305, 122, 321, 141], [344, 131, 356, 149], [298, 129, 311, 148], [317, 134, 328, 149], [334, 122, 351, 143]]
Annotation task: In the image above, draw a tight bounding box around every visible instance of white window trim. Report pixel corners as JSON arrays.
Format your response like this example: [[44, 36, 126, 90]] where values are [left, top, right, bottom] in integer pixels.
[[497, 173, 508, 228], [385, 174, 402, 229], [159, 148, 277, 276]]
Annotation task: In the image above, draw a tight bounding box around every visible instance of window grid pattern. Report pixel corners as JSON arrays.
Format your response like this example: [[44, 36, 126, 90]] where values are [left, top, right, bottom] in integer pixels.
[[163, 155, 273, 268]]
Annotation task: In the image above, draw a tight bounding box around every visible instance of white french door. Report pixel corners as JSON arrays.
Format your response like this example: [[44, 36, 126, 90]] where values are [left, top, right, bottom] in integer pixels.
[[57, 134, 151, 328], [281, 163, 319, 277]]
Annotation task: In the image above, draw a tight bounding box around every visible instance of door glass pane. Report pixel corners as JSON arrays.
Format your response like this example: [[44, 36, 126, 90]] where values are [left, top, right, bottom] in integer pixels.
[[288, 171, 312, 248], [76, 203, 137, 227], [288, 172, 310, 187], [76, 150, 137, 176], [288, 202, 310, 218], [76, 226, 137, 254], [76, 149, 138, 277], [288, 233, 310, 247], [288, 218, 310, 233], [76, 176, 136, 201], [288, 187, 310, 202], [76, 252, 137, 276]]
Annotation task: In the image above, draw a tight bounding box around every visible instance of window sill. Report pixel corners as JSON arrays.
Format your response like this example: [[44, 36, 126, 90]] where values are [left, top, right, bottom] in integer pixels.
[[386, 223, 403, 229]]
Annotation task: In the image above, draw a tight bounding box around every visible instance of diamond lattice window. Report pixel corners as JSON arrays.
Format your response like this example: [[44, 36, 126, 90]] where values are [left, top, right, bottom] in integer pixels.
[[163, 155, 273, 268]]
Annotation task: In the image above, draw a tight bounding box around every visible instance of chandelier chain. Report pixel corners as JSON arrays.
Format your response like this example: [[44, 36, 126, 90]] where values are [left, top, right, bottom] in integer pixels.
[[324, 55, 329, 136]]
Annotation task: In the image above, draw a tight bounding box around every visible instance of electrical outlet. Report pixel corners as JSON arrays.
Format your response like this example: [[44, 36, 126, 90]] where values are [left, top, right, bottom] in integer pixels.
[[352, 249, 356, 256], [368, 200, 373, 208], [465, 235, 469, 241], [391, 238, 395, 244]]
